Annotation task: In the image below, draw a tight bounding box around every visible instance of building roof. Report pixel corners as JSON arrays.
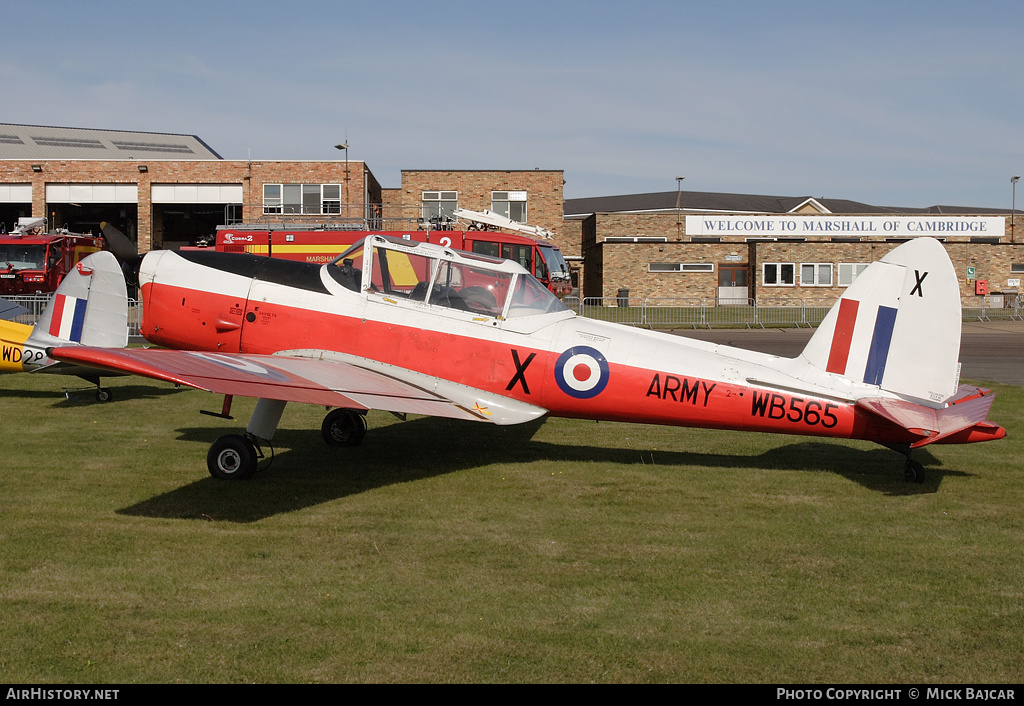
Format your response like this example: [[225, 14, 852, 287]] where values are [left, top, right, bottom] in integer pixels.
[[0, 124, 222, 160], [564, 190, 1010, 217]]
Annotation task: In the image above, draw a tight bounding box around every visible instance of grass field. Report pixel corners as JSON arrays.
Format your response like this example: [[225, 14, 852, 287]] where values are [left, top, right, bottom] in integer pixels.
[[0, 373, 1021, 683]]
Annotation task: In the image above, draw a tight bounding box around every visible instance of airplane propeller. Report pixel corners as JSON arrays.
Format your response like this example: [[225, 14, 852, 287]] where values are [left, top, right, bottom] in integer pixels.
[[99, 221, 139, 262], [100, 221, 143, 288]]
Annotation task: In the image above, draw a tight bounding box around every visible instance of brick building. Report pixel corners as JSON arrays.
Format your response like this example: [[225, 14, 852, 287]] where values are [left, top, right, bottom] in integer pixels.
[[387, 169, 565, 241], [566, 191, 1023, 305], [0, 124, 385, 251], [4, 123, 1020, 308], [0, 125, 565, 255]]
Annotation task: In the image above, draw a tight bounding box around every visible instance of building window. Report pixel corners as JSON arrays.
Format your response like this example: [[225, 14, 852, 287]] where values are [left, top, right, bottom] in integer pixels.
[[763, 263, 795, 286], [838, 262, 870, 287], [492, 191, 527, 222], [323, 184, 341, 214], [263, 184, 282, 214], [1011, 264, 1024, 274], [263, 184, 343, 215], [422, 191, 458, 223], [648, 263, 715, 273], [801, 263, 833, 286]]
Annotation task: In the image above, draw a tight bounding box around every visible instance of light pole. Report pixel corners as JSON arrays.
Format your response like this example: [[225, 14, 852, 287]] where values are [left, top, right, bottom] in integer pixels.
[[335, 142, 349, 218], [676, 176, 685, 238], [1012, 176, 1020, 239]]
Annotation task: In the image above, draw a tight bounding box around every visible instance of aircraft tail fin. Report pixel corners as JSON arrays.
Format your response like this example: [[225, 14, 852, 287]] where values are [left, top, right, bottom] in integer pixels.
[[29, 251, 129, 350], [800, 238, 961, 407]]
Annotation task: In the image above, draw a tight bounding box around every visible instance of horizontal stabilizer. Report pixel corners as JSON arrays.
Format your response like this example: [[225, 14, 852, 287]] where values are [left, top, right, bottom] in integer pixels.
[[857, 385, 1005, 448]]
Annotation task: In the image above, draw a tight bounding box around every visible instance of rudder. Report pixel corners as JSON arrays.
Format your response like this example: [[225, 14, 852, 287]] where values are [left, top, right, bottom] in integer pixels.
[[801, 238, 961, 407], [29, 251, 129, 352]]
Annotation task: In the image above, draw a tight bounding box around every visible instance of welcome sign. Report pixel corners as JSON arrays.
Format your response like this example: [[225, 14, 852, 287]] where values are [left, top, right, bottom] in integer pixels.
[[685, 215, 1005, 238]]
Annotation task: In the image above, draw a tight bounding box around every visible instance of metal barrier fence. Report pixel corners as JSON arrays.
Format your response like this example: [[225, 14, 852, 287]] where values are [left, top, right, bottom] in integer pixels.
[[4, 292, 1021, 335], [961, 293, 1024, 322], [565, 294, 1023, 328], [3, 294, 144, 336]]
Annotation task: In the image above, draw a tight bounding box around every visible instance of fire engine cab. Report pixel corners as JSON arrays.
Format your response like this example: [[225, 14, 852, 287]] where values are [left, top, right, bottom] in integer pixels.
[[0, 217, 105, 295]]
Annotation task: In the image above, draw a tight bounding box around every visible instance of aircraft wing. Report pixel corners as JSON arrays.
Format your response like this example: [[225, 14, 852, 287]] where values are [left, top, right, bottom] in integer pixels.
[[856, 385, 1004, 448], [49, 346, 548, 426], [0, 297, 31, 321]]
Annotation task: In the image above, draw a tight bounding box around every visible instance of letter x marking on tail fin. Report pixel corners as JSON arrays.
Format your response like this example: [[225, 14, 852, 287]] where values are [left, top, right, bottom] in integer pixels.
[[910, 270, 928, 297]]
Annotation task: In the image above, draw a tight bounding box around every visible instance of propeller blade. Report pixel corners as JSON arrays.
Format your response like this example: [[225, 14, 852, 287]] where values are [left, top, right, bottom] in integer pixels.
[[99, 221, 140, 263]]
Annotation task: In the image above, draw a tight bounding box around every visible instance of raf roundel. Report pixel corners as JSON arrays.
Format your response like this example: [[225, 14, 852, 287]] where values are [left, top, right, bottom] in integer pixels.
[[554, 346, 610, 399]]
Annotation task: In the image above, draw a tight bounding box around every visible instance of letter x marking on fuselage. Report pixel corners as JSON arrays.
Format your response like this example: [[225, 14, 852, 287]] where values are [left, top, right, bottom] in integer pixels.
[[910, 270, 928, 297], [507, 350, 536, 394]]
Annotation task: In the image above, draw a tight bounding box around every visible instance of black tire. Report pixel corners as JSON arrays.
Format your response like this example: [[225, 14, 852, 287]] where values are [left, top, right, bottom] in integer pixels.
[[321, 408, 367, 446], [207, 434, 258, 480], [96, 387, 112, 403], [904, 459, 926, 484]]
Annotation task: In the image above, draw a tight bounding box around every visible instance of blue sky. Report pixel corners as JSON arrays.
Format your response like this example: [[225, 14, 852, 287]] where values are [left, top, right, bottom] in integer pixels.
[[4, 1, 1022, 209]]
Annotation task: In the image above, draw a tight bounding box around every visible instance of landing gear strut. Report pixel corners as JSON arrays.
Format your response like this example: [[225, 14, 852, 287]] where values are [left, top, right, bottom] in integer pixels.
[[62, 376, 113, 403], [206, 398, 284, 480], [889, 445, 927, 484], [204, 401, 368, 480], [884, 444, 927, 484]]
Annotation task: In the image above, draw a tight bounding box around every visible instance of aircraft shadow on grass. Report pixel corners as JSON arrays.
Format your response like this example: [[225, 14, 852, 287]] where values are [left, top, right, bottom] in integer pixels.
[[117, 416, 970, 523], [0, 383, 183, 403], [52, 384, 185, 405]]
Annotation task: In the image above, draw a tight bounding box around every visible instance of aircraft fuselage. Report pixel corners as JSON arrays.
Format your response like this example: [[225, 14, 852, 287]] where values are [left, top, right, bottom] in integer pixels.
[[138, 248, 927, 446]]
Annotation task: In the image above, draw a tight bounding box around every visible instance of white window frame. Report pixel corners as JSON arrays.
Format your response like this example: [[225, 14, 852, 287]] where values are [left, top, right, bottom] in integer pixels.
[[491, 191, 528, 222], [838, 262, 870, 287], [422, 191, 458, 222], [262, 184, 282, 214], [263, 184, 343, 215], [800, 262, 833, 287], [762, 262, 796, 287], [322, 184, 341, 214]]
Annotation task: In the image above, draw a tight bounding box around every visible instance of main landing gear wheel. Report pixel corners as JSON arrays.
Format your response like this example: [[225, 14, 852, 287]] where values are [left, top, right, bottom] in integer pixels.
[[207, 434, 259, 480], [321, 408, 367, 446], [904, 459, 926, 484], [95, 387, 113, 403]]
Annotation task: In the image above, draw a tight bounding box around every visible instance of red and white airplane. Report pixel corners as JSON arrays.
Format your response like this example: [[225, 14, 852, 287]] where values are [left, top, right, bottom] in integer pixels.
[[51, 235, 1005, 482]]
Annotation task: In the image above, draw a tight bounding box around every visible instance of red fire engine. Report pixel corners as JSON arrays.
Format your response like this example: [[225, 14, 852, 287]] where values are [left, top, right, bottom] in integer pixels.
[[0, 218, 105, 295], [201, 209, 573, 296]]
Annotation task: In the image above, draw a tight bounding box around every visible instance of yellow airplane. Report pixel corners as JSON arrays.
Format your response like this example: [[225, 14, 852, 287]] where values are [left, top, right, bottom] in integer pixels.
[[0, 251, 128, 401]]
